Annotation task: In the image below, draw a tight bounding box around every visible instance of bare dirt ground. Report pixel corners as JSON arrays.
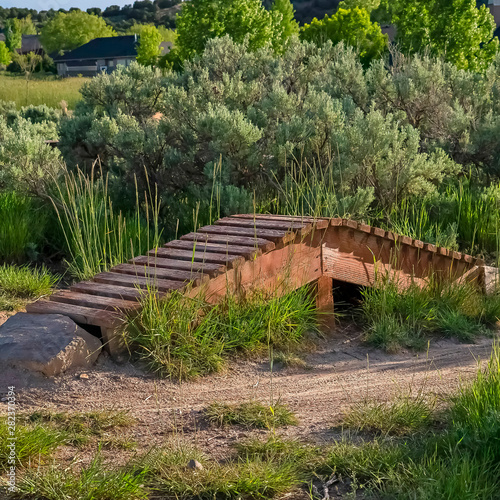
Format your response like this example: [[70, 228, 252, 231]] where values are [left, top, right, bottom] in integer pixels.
[[0, 325, 496, 466]]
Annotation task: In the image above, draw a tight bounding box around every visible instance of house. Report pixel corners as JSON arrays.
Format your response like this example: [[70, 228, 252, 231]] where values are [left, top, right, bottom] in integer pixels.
[[53, 35, 172, 77], [0, 34, 44, 55], [490, 0, 500, 25]]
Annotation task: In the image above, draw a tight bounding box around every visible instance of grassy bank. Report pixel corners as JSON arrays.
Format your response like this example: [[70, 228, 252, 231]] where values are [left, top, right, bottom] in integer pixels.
[[0, 73, 87, 109]]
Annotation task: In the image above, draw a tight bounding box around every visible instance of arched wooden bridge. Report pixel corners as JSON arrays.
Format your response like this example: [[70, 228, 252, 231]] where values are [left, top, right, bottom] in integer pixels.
[[27, 215, 485, 355]]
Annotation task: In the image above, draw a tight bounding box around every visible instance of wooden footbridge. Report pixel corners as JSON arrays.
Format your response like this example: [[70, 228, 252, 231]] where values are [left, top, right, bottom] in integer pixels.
[[27, 215, 485, 355]]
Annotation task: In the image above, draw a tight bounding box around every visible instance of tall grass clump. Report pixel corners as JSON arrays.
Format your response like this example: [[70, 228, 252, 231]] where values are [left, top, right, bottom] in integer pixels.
[[205, 401, 297, 429], [15, 453, 148, 500], [136, 439, 299, 500], [126, 286, 318, 380], [0, 264, 58, 310], [344, 388, 436, 436], [381, 178, 500, 259], [52, 166, 161, 280], [273, 160, 374, 220], [0, 191, 47, 263], [360, 275, 496, 352], [0, 418, 66, 468]]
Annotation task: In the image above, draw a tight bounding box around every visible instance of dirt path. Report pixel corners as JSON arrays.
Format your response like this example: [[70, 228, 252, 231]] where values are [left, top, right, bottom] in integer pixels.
[[0, 328, 496, 461]]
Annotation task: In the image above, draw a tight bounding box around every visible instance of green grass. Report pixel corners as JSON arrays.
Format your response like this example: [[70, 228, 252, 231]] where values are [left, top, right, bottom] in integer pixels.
[[0, 419, 66, 468], [14, 453, 148, 500], [126, 286, 319, 380], [359, 276, 497, 352], [343, 389, 436, 436], [0, 264, 58, 311], [205, 401, 298, 429], [0, 73, 88, 109], [0, 191, 48, 263], [28, 410, 135, 447], [136, 438, 300, 500]]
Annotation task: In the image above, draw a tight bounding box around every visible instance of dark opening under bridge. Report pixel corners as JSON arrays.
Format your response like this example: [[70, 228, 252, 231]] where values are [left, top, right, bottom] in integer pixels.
[[27, 215, 485, 355]]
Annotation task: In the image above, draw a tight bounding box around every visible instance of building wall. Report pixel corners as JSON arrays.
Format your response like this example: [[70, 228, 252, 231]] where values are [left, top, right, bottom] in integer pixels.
[[491, 4, 500, 26], [57, 57, 135, 77]]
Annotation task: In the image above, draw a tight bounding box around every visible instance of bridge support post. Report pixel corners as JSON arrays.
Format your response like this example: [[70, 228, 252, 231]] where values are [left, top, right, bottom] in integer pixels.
[[315, 276, 335, 329]]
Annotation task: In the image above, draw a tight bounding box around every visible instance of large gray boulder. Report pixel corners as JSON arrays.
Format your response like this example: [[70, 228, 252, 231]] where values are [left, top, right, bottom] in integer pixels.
[[0, 313, 102, 377]]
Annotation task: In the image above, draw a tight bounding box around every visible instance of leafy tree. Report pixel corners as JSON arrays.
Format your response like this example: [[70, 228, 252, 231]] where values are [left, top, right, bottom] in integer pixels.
[[301, 7, 387, 65], [270, 0, 299, 52], [18, 15, 37, 35], [40, 11, 116, 54], [136, 25, 163, 65], [0, 42, 10, 66], [126, 23, 177, 43], [392, 0, 498, 72], [4, 19, 22, 52], [174, 0, 280, 61], [339, 0, 380, 11]]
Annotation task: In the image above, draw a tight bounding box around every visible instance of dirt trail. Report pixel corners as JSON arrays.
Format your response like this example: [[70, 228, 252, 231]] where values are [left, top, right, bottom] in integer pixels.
[[0, 329, 496, 459]]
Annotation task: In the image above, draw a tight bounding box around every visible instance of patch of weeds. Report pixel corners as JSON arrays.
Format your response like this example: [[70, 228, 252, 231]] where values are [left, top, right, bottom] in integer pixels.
[[0, 264, 58, 305], [360, 276, 495, 352], [435, 308, 484, 342], [27, 410, 135, 447], [126, 286, 319, 380], [273, 351, 308, 369], [324, 437, 409, 488], [126, 291, 226, 380], [205, 401, 297, 429], [98, 437, 137, 451], [137, 439, 298, 500], [343, 389, 436, 436], [13, 452, 148, 500], [449, 343, 500, 446], [0, 419, 66, 468], [236, 436, 321, 472]]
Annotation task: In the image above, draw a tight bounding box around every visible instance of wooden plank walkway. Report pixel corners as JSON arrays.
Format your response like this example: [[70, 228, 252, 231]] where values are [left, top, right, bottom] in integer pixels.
[[26, 215, 484, 354]]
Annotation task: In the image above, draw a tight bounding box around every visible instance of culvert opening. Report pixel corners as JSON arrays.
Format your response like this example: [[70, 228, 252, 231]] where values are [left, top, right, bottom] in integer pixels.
[[332, 279, 364, 315], [75, 322, 103, 341]]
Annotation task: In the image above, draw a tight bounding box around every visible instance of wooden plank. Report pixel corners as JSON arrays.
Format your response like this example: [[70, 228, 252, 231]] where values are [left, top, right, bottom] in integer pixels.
[[230, 214, 330, 229], [26, 301, 122, 328], [150, 247, 245, 268], [49, 290, 139, 312], [180, 232, 275, 253], [164, 239, 261, 259], [216, 217, 312, 235], [131, 255, 225, 277], [111, 263, 209, 286], [70, 282, 150, 301], [93, 272, 187, 292], [197, 224, 294, 244]]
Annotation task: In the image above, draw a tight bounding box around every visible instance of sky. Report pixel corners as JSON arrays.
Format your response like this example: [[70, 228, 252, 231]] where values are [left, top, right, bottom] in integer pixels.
[[1, 0, 131, 11]]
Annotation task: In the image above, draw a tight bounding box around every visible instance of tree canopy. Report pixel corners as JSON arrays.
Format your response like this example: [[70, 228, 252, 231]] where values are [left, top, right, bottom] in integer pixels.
[[0, 42, 10, 66], [40, 11, 116, 54], [136, 25, 163, 65], [392, 0, 498, 72], [301, 7, 387, 65], [174, 0, 297, 61], [4, 19, 22, 52]]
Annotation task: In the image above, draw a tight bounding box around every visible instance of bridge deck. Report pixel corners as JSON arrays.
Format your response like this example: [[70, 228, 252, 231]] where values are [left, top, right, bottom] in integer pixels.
[[26, 215, 483, 354]]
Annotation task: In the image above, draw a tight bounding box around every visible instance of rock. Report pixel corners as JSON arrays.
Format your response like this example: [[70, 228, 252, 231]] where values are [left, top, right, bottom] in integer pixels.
[[187, 459, 203, 471], [0, 313, 102, 377]]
